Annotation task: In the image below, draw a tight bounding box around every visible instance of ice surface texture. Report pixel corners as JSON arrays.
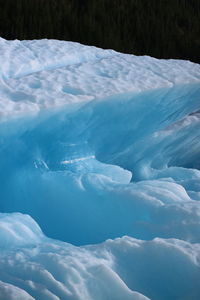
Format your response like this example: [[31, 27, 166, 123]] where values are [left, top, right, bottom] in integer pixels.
[[0, 38, 200, 300]]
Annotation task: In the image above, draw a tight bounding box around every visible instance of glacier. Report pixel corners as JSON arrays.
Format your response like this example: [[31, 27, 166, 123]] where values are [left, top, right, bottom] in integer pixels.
[[0, 38, 200, 300]]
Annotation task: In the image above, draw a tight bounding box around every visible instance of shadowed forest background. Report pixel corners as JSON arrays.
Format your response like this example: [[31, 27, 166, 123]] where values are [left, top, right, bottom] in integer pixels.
[[0, 0, 199, 63]]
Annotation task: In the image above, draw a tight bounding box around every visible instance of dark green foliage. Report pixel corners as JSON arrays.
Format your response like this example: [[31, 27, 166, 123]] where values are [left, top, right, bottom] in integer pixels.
[[0, 0, 199, 62]]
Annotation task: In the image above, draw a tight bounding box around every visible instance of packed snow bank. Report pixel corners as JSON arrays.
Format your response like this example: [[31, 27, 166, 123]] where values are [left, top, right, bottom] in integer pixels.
[[0, 213, 200, 300], [0, 38, 200, 299]]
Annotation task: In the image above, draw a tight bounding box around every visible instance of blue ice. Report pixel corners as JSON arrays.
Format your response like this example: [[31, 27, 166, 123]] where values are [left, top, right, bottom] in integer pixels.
[[0, 38, 200, 300]]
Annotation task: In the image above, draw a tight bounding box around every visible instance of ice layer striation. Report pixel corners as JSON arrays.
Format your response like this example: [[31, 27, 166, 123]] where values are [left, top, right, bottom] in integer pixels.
[[0, 38, 200, 300]]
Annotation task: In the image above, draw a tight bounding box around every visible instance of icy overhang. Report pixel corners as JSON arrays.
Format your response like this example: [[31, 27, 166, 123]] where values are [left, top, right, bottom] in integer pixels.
[[0, 39, 200, 245]]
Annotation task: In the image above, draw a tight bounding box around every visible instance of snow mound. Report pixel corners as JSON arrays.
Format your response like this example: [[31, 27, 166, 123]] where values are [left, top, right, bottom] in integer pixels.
[[0, 214, 200, 300], [0, 213, 200, 300]]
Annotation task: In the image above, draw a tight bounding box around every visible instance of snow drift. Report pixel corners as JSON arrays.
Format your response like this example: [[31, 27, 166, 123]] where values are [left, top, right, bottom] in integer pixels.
[[0, 38, 200, 300]]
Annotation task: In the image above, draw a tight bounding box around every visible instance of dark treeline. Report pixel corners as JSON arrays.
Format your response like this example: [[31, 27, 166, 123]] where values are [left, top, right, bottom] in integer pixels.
[[0, 0, 199, 62]]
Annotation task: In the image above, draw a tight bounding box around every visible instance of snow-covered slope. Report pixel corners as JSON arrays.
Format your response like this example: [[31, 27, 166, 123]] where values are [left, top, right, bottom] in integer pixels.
[[0, 38, 200, 300], [0, 38, 199, 119]]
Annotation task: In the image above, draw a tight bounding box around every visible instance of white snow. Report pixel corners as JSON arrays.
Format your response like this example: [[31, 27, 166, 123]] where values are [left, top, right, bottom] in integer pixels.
[[0, 38, 199, 120]]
